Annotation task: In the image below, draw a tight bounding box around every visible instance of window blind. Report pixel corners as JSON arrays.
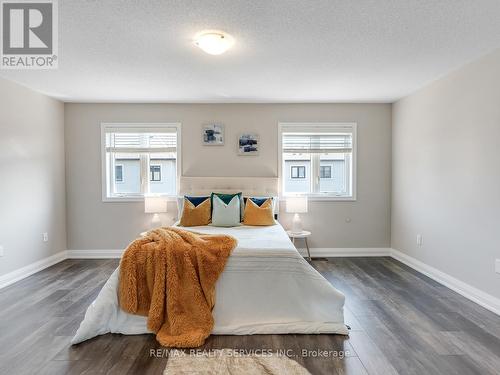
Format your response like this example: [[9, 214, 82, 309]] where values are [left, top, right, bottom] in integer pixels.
[[105, 127, 177, 153], [282, 133, 352, 154], [281, 124, 354, 154]]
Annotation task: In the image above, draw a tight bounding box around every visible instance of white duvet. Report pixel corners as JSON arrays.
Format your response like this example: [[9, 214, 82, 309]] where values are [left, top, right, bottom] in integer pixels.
[[71, 223, 348, 344]]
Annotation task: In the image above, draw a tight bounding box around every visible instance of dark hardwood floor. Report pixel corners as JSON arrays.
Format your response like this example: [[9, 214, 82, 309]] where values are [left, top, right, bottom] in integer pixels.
[[0, 257, 499, 375]]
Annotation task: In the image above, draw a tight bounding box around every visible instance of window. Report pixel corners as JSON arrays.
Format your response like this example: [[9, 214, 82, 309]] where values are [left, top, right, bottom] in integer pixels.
[[291, 165, 306, 179], [150, 165, 161, 182], [280, 123, 356, 199], [320, 165, 331, 179], [102, 123, 180, 200], [115, 165, 123, 182]]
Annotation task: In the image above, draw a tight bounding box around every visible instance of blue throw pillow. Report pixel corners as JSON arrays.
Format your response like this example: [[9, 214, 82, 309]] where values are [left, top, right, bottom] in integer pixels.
[[244, 197, 269, 207], [185, 195, 210, 207]]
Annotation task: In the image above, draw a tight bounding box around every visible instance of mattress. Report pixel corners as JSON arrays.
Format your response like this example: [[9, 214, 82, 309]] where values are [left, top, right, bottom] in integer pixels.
[[71, 223, 348, 344]]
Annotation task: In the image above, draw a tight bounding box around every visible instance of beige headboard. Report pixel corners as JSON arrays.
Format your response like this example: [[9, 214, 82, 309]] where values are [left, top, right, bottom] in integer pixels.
[[179, 176, 279, 197]]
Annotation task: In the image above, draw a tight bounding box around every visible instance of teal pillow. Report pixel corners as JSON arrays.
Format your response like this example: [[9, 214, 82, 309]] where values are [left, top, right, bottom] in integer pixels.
[[211, 194, 241, 227]]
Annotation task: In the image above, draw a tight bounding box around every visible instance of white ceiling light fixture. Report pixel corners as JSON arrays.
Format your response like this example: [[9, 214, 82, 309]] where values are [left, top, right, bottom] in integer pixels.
[[194, 30, 235, 55]]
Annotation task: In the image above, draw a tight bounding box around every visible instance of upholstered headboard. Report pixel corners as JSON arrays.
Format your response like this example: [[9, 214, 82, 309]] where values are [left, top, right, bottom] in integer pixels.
[[179, 176, 279, 197]]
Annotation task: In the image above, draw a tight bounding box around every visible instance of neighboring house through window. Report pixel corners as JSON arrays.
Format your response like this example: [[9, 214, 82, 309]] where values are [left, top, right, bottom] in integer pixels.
[[320, 165, 332, 178], [280, 122, 356, 199], [102, 123, 180, 201], [150, 165, 162, 182], [115, 165, 123, 182], [291, 165, 306, 179]]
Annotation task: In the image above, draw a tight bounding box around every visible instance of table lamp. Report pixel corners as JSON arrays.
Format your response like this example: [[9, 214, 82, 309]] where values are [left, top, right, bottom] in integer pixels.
[[286, 196, 308, 234], [144, 196, 167, 228]]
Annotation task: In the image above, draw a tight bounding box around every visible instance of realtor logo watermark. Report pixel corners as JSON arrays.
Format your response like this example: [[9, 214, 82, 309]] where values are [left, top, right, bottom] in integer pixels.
[[1, 0, 58, 69]]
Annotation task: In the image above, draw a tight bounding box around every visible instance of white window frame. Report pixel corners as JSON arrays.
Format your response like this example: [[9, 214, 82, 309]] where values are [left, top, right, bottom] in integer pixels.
[[101, 123, 181, 202], [278, 122, 357, 201]]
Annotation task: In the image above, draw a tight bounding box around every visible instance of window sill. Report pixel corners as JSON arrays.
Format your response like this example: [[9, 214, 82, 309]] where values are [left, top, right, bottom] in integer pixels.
[[102, 195, 178, 203], [279, 195, 356, 202]]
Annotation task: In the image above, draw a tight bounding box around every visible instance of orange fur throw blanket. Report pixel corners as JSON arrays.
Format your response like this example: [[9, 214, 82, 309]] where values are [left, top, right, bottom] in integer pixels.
[[118, 227, 237, 348]]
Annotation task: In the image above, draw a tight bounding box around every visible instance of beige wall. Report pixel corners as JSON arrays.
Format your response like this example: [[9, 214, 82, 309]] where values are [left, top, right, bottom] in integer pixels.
[[392, 48, 500, 299], [65, 103, 392, 250], [0, 78, 66, 277]]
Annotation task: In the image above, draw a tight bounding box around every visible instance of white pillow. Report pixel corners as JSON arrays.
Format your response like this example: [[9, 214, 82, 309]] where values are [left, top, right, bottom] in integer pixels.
[[211, 195, 241, 227]]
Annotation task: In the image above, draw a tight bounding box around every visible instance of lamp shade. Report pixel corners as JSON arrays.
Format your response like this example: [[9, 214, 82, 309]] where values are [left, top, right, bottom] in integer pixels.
[[286, 196, 308, 214], [144, 196, 167, 213]]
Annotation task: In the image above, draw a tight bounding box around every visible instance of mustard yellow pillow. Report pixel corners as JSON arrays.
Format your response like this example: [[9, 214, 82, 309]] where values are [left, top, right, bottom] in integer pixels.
[[179, 198, 211, 227], [243, 198, 276, 226]]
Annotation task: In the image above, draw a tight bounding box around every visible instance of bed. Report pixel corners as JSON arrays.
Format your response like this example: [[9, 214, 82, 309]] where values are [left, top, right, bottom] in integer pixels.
[[71, 177, 348, 344]]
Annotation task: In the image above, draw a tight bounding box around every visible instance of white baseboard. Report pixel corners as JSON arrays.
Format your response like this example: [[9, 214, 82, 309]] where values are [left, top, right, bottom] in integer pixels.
[[66, 249, 123, 259], [298, 247, 391, 257], [390, 248, 500, 316], [0, 251, 67, 290]]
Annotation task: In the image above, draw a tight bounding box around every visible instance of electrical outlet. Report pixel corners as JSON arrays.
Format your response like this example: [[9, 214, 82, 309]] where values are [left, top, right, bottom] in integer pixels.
[[0, 245, 4, 257], [416, 234, 423, 247], [43, 233, 49, 242], [495, 259, 500, 274]]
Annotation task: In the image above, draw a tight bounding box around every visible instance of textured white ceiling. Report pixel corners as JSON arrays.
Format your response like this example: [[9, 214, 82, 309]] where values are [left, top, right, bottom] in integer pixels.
[[2, 0, 500, 103]]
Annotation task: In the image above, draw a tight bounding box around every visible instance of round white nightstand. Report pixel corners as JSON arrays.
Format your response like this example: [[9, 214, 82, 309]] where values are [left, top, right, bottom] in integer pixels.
[[287, 230, 312, 261]]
